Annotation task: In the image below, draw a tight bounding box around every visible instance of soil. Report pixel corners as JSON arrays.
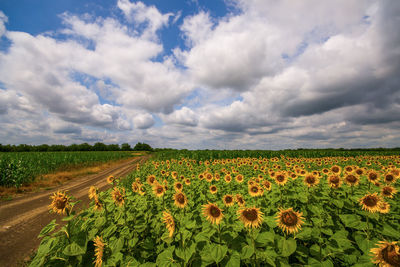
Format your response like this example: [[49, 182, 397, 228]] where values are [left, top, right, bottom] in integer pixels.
[[0, 154, 150, 267]]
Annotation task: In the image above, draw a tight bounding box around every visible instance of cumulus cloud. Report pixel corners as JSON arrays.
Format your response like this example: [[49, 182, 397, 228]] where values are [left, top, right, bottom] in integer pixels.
[[0, 11, 7, 37], [0, 0, 399, 149], [117, 0, 172, 39], [133, 113, 155, 129]]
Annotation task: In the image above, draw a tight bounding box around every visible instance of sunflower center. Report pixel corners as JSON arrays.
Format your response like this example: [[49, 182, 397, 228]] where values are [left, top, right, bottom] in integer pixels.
[[369, 173, 378, 180], [383, 187, 392, 196], [150, 177, 155, 183], [332, 167, 339, 173], [381, 245, 400, 266], [243, 209, 258, 222], [55, 198, 67, 209], [306, 176, 315, 184], [209, 206, 221, 217], [356, 169, 363, 175], [386, 175, 394, 182], [276, 175, 284, 182], [176, 194, 185, 204], [330, 176, 340, 184], [157, 187, 163, 194], [346, 175, 357, 183], [177, 184, 182, 189], [363, 196, 378, 207], [225, 196, 233, 203], [251, 186, 258, 193], [211, 186, 216, 191], [281, 211, 298, 226]]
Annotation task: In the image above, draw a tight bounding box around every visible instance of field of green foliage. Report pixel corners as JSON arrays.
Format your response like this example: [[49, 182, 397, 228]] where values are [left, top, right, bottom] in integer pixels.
[[0, 151, 134, 188], [31, 150, 400, 266]]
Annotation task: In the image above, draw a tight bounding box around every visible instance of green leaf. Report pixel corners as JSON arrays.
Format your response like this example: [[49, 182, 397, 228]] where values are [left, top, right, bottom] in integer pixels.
[[381, 223, 400, 238], [295, 227, 312, 240], [332, 199, 344, 208], [38, 219, 57, 238], [278, 237, 297, 257], [61, 215, 75, 222], [94, 217, 106, 228], [225, 251, 241, 267], [63, 242, 85, 256], [210, 244, 228, 263], [103, 224, 117, 238], [175, 242, 196, 263], [240, 244, 254, 260], [256, 231, 275, 247], [110, 237, 124, 253], [339, 214, 366, 229], [156, 246, 178, 267]]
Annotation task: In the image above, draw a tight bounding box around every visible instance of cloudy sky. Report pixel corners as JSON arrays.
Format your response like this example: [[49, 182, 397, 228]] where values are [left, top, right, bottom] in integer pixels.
[[0, 0, 399, 149]]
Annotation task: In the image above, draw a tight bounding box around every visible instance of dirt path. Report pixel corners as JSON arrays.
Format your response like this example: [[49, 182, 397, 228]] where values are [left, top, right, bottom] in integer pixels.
[[0, 155, 150, 267]]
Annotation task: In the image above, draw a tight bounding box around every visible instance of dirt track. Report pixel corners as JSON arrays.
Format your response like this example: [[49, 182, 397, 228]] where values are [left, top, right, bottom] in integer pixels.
[[0, 155, 149, 267]]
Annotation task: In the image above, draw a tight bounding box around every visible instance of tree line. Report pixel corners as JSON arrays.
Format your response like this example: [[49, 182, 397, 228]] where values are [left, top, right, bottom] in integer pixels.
[[0, 142, 153, 152]]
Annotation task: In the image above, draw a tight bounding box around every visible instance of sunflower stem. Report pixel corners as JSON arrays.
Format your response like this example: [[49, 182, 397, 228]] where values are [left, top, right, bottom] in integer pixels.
[[366, 214, 370, 240], [218, 223, 222, 244]]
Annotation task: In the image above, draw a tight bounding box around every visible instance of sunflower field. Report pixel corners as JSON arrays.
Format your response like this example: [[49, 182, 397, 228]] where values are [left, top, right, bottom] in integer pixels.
[[32, 154, 400, 266]]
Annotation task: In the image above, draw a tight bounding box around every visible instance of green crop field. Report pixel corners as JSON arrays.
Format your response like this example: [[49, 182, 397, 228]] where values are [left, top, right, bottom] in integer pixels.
[[0, 151, 134, 188], [31, 151, 400, 266]]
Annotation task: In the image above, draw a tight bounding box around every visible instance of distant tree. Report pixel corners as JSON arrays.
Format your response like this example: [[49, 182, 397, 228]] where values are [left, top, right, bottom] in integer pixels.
[[121, 143, 132, 151], [133, 142, 153, 151], [107, 144, 120, 151], [93, 142, 107, 151], [78, 143, 92, 151]]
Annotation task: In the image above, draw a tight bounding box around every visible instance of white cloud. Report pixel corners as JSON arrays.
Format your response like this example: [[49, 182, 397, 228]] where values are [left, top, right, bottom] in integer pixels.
[[133, 113, 155, 129], [117, 0, 172, 40], [0, 11, 7, 37], [161, 107, 198, 126]]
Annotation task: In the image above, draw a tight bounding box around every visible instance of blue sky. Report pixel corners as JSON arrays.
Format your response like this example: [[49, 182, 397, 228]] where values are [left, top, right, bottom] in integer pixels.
[[0, 0, 399, 149]]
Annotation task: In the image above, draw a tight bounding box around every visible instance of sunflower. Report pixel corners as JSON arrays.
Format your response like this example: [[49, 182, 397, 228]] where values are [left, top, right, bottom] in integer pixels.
[[235, 174, 244, 183], [381, 186, 397, 199], [214, 173, 221, 181], [330, 165, 342, 175], [384, 173, 397, 184], [248, 184, 261, 197], [235, 194, 245, 206], [93, 236, 105, 267], [238, 207, 264, 228], [344, 165, 354, 173], [147, 175, 157, 185], [49, 191, 71, 215], [276, 208, 304, 234], [173, 192, 188, 208], [367, 170, 380, 183], [203, 202, 224, 225], [274, 172, 288, 186], [378, 201, 390, 214], [210, 185, 218, 194], [359, 193, 381, 213], [132, 182, 139, 192], [93, 196, 103, 211], [370, 241, 400, 267], [262, 180, 272, 191], [88, 186, 97, 200], [107, 175, 115, 184], [224, 174, 232, 183], [304, 174, 319, 188], [184, 178, 191, 185], [205, 173, 213, 182], [111, 187, 125, 206], [327, 175, 342, 189], [174, 182, 184, 192], [162, 211, 175, 238], [138, 186, 146, 196], [223, 195, 234, 207], [153, 184, 166, 198], [344, 174, 360, 186], [355, 168, 365, 176]]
